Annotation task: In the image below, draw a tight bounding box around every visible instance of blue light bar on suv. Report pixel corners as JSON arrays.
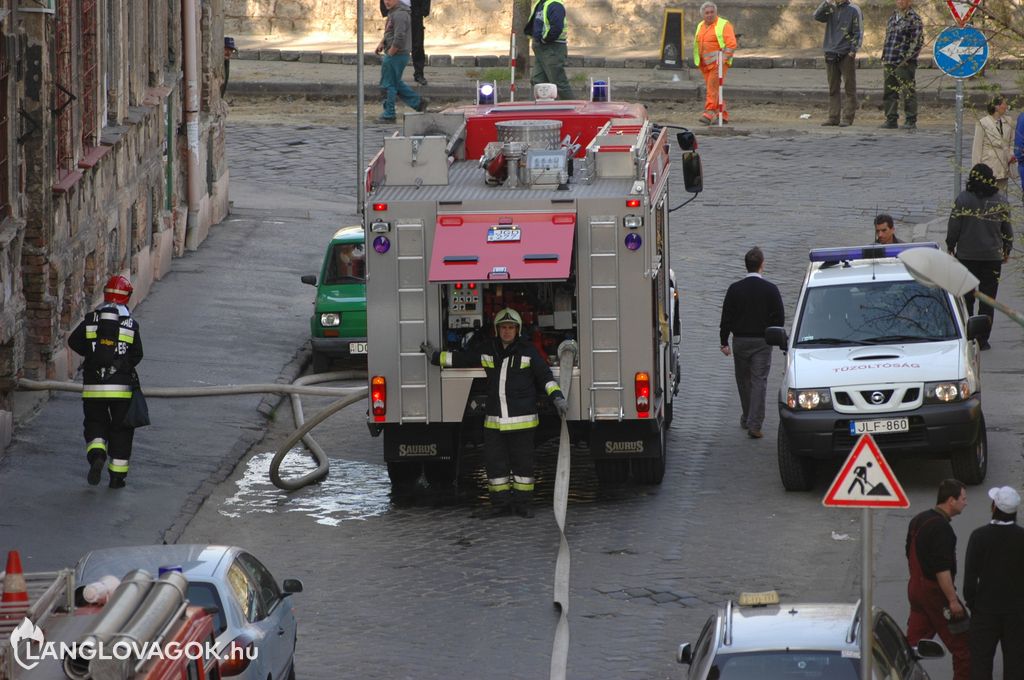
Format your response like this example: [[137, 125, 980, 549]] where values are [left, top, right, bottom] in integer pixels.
[[808, 242, 939, 262]]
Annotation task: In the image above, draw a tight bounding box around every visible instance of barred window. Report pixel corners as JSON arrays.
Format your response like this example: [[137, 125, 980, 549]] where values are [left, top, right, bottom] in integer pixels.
[[53, 0, 75, 179], [80, 0, 98, 148], [0, 26, 11, 218]]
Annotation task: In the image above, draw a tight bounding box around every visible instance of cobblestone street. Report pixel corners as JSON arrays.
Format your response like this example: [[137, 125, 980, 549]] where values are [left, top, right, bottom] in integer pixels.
[[174, 117, 1023, 680]]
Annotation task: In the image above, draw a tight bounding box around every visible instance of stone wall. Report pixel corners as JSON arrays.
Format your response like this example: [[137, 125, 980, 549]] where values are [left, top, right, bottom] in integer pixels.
[[224, 0, 965, 53]]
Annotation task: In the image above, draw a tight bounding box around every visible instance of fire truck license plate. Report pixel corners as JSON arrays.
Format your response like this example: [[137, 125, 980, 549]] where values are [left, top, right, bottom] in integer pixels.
[[349, 342, 368, 354], [849, 417, 909, 435], [487, 227, 521, 242]]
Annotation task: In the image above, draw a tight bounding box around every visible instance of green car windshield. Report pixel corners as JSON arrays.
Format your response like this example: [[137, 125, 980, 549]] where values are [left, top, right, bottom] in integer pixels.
[[325, 242, 366, 285]]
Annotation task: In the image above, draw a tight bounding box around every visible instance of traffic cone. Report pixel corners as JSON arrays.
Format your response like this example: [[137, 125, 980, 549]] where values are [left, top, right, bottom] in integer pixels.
[[1, 550, 30, 620]]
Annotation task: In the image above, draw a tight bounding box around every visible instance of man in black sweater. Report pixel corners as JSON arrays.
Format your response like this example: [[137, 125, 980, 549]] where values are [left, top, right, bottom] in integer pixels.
[[963, 485, 1024, 680], [719, 247, 785, 439]]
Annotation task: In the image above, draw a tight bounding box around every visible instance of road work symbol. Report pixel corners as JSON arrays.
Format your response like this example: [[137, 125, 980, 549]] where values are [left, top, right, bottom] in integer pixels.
[[933, 27, 988, 79], [824, 434, 909, 508]]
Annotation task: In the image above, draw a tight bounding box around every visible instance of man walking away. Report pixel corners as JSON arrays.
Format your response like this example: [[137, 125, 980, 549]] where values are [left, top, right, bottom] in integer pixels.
[[375, 0, 428, 124], [906, 478, 970, 680], [525, 0, 574, 100], [814, 0, 862, 127], [946, 163, 1013, 351], [693, 2, 737, 125], [880, 0, 923, 130], [719, 247, 785, 439], [963, 485, 1024, 680], [380, 0, 430, 85], [874, 214, 902, 244], [68, 275, 144, 489]]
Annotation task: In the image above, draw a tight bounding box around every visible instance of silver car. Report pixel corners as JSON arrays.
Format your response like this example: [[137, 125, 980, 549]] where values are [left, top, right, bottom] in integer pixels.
[[76, 544, 303, 680], [677, 592, 944, 679]]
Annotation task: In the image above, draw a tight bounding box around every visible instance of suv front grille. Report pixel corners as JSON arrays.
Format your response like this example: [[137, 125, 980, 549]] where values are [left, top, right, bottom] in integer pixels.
[[830, 416, 927, 454]]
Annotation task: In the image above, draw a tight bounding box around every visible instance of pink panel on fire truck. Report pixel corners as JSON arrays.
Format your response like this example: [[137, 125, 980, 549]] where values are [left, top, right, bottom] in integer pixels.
[[428, 212, 576, 283], [454, 100, 649, 160]]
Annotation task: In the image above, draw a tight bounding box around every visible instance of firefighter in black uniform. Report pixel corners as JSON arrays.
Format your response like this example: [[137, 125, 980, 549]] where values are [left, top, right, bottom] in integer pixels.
[[421, 308, 568, 517], [68, 275, 144, 489]]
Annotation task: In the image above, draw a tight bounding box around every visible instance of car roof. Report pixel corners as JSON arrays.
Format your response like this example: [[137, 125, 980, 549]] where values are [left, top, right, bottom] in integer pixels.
[[806, 259, 915, 288], [331, 224, 364, 243], [77, 544, 238, 582], [723, 602, 860, 653]]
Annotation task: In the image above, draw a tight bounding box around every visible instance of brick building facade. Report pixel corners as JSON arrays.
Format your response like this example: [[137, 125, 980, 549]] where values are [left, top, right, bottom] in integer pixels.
[[0, 0, 229, 451]]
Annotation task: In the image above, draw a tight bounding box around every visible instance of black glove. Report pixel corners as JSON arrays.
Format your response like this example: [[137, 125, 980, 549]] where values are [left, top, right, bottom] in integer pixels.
[[553, 396, 568, 418], [420, 341, 438, 358]]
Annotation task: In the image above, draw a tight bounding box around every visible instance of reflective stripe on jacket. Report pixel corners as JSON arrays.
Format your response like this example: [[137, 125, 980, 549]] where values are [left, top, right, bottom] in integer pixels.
[[525, 0, 567, 44], [435, 337, 563, 431], [69, 304, 143, 399], [693, 17, 735, 67]]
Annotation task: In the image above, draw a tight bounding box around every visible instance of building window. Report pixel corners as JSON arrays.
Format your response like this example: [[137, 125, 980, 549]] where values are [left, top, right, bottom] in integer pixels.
[[54, 0, 75, 179], [0, 30, 11, 218], [80, 0, 98, 148]]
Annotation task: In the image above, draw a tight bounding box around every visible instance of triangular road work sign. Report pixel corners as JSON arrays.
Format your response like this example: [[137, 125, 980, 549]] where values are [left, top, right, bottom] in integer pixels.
[[947, 0, 980, 28], [823, 434, 909, 508]]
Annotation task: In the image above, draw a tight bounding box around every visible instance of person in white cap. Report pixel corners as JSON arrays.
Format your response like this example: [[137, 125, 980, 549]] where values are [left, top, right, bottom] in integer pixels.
[[963, 485, 1024, 680]]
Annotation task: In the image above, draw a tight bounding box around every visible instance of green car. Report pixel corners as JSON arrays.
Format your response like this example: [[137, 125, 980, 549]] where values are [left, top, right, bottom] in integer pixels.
[[301, 225, 367, 371]]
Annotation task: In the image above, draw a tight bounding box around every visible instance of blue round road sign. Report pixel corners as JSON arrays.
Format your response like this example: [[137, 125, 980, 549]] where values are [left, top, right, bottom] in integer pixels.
[[933, 26, 988, 79]]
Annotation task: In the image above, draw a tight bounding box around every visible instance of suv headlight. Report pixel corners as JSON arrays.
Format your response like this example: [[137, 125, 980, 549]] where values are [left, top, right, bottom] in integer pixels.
[[924, 380, 970, 403], [320, 313, 341, 327], [786, 388, 832, 410]]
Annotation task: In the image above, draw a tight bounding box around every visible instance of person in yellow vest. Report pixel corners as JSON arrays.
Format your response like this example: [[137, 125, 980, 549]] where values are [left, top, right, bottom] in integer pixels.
[[525, 0, 575, 100], [694, 1, 737, 125]]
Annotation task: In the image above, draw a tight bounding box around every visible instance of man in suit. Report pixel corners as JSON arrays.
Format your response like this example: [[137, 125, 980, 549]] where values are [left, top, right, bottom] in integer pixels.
[[719, 247, 785, 439]]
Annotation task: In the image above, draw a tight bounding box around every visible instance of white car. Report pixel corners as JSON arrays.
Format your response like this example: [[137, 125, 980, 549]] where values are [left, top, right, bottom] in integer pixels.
[[766, 243, 989, 491], [76, 544, 303, 680]]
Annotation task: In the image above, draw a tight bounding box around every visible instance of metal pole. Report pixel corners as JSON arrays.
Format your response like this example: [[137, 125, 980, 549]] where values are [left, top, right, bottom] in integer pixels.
[[954, 78, 964, 200], [717, 52, 723, 127], [860, 508, 873, 680], [357, 0, 365, 216], [975, 290, 1024, 329], [510, 31, 517, 102]]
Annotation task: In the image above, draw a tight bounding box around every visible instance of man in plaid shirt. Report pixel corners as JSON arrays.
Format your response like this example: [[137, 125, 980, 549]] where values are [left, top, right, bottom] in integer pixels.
[[880, 0, 924, 130]]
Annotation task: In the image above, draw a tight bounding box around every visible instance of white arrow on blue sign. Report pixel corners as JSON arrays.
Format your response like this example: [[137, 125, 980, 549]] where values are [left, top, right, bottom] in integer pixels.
[[933, 26, 988, 78]]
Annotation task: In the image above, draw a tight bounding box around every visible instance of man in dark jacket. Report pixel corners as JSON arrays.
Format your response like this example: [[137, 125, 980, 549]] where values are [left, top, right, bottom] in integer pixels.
[[946, 162, 1013, 350], [524, 0, 574, 100], [421, 308, 567, 517], [719, 247, 784, 439], [68, 275, 144, 489], [814, 0, 862, 126], [963, 485, 1024, 680]]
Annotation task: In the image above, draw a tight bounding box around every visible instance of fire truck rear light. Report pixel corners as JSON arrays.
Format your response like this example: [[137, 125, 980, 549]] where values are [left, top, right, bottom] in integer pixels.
[[372, 203, 388, 211], [370, 220, 391, 233], [624, 233, 642, 251], [635, 372, 650, 418], [625, 199, 641, 208], [371, 376, 387, 421], [623, 214, 642, 229], [468, 282, 477, 289], [372, 236, 391, 254], [219, 635, 255, 677]]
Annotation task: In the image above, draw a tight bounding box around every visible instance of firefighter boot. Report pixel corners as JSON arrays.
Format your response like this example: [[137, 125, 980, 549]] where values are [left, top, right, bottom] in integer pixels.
[[484, 490, 513, 518], [513, 490, 535, 518], [86, 451, 106, 486], [108, 472, 127, 489]]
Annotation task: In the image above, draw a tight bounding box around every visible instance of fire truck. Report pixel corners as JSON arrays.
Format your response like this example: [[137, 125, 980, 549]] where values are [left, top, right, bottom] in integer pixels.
[[363, 94, 702, 488], [1, 568, 218, 680]]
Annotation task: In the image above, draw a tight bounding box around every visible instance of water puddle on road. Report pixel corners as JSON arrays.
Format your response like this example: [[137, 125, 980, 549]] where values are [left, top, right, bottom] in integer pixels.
[[219, 450, 391, 526]]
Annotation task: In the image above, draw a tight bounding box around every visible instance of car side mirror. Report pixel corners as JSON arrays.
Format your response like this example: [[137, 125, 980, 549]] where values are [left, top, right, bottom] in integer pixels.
[[681, 151, 703, 194], [913, 638, 945, 659], [282, 578, 304, 595], [675, 130, 697, 151], [301, 274, 317, 286], [966, 314, 990, 341], [676, 642, 693, 665], [765, 326, 788, 350]]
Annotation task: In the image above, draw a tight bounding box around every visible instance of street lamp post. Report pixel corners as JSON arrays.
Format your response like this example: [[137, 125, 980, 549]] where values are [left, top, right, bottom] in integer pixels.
[[898, 248, 1024, 329]]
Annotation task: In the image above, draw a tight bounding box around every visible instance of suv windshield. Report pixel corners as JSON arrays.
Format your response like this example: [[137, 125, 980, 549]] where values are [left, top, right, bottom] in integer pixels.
[[713, 651, 859, 679], [325, 242, 366, 284], [795, 280, 958, 347]]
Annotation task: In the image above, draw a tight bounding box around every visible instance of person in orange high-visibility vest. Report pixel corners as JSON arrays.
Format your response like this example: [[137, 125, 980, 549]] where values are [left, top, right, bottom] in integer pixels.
[[693, 1, 737, 125]]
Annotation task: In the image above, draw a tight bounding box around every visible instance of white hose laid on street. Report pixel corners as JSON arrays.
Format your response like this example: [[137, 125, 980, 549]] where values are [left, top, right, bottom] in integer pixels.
[[550, 340, 578, 680]]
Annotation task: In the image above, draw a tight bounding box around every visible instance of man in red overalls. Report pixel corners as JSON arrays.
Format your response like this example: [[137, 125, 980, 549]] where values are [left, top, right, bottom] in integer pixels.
[[905, 478, 970, 679]]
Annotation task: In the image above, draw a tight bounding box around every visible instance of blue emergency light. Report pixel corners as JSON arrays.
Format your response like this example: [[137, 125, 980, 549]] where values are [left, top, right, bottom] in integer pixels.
[[808, 242, 939, 262], [476, 81, 497, 105]]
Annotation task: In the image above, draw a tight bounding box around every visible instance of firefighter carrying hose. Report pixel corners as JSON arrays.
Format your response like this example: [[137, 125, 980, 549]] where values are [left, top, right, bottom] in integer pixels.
[[68, 275, 144, 489], [421, 308, 568, 517]]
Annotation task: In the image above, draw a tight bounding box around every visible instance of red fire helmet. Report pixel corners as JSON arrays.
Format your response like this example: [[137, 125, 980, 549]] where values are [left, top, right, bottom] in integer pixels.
[[103, 275, 133, 304]]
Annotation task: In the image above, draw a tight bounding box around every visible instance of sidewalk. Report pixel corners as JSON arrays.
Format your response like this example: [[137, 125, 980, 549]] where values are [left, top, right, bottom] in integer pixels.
[[228, 36, 1022, 108]]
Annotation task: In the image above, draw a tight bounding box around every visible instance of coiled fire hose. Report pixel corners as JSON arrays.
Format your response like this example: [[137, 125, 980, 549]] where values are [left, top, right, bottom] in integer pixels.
[[17, 372, 367, 491], [550, 339, 578, 680]]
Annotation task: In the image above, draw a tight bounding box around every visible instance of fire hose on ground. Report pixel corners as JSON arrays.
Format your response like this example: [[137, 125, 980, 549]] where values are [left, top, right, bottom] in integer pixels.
[[16, 373, 367, 491]]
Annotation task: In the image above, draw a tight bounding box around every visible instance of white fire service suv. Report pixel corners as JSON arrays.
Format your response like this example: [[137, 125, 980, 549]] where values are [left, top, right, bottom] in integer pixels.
[[766, 243, 990, 491], [362, 95, 702, 488]]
